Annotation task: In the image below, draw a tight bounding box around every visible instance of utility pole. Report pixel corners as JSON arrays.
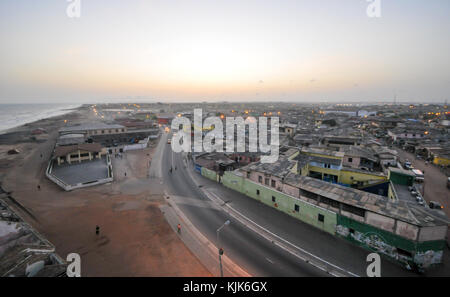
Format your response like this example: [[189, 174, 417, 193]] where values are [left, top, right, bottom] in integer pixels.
[[216, 220, 230, 277]]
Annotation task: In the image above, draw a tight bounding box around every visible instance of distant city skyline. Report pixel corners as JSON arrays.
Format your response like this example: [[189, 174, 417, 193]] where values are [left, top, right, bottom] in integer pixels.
[[1, 0, 449, 104]]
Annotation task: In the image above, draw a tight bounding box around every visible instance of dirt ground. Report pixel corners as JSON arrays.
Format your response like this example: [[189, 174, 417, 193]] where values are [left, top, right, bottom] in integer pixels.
[[0, 109, 211, 276]]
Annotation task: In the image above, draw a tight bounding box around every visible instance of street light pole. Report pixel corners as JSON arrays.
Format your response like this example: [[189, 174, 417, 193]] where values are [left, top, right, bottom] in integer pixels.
[[216, 220, 230, 277]]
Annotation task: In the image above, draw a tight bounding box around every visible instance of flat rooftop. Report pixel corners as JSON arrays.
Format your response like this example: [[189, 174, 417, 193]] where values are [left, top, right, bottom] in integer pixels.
[[283, 173, 449, 227], [51, 157, 109, 186], [0, 195, 66, 277], [59, 122, 125, 133]]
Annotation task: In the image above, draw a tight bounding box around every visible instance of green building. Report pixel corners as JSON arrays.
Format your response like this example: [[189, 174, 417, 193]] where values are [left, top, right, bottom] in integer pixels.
[[388, 167, 415, 186], [201, 159, 449, 271]]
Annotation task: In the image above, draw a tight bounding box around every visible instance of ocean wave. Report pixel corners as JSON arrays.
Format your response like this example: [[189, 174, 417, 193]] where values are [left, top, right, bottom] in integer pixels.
[[0, 103, 81, 133]]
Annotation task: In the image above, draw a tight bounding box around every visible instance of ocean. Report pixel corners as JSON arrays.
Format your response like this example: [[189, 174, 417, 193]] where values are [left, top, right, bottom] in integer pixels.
[[0, 103, 81, 133]]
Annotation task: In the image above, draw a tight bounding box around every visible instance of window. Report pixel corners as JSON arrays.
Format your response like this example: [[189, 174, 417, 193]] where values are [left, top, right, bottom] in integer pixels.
[[294, 204, 300, 212], [271, 180, 276, 187], [258, 176, 262, 183], [397, 248, 412, 258], [102, 130, 105, 134], [116, 129, 119, 132], [272, 196, 276, 202], [348, 157, 353, 163], [246, 172, 251, 178], [300, 189, 318, 201], [318, 214, 324, 222], [324, 163, 331, 168], [349, 228, 355, 234], [265, 178, 269, 185], [320, 196, 340, 209], [342, 203, 365, 217], [256, 189, 260, 195]]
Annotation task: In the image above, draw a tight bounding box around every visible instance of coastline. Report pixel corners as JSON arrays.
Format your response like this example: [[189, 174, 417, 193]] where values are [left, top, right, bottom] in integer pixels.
[[0, 104, 85, 135], [0, 104, 212, 276]]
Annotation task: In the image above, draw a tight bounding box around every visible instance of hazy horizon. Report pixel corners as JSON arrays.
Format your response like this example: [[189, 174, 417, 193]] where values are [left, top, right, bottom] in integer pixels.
[[1, 0, 449, 104]]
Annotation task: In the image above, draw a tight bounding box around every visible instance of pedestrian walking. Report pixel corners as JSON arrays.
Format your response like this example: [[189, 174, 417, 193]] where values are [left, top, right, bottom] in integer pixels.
[[177, 223, 181, 234]]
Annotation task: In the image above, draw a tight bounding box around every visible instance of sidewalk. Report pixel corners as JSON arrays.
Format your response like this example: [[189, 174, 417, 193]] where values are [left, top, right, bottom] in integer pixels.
[[160, 192, 250, 277]]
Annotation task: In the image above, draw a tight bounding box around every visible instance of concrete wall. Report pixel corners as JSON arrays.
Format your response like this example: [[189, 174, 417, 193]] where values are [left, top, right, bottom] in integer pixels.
[[222, 171, 337, 234], [221, 170, 447, 269], [339, 170, 387, 186], [201, 167, 218, 182], [418, 225, 448, 242], [336, 215, 445, 267]]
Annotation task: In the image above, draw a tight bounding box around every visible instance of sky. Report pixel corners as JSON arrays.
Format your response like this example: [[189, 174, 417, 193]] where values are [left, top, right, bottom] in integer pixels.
[[0, 0, 449, 104]]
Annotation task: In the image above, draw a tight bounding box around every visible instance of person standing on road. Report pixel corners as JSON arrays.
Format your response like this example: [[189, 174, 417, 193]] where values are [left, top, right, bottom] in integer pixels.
[[177, 223, 181, 234]]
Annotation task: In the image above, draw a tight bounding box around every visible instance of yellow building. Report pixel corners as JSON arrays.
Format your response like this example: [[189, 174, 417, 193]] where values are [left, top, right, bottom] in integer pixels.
[[299, 148, 387, 186], [433, 154, 450, 166]]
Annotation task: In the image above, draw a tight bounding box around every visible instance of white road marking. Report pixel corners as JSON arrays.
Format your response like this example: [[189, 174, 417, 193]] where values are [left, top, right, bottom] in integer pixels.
[[205, 190, 360, 277]]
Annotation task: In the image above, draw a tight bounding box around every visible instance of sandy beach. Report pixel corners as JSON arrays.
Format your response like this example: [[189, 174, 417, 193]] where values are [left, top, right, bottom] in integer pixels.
[[0, 105, 211, 276]]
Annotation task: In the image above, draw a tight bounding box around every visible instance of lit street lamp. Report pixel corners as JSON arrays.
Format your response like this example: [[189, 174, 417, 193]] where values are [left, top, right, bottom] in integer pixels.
[[217, 220, 230, 277]]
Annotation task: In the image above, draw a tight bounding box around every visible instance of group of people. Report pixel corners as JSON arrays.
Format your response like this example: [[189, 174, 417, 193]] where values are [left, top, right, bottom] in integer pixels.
[[169, 166, 177, 174]]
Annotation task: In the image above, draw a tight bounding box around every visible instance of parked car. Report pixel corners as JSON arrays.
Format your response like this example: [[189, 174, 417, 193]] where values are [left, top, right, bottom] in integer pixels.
[[429, 201, 444, 210]]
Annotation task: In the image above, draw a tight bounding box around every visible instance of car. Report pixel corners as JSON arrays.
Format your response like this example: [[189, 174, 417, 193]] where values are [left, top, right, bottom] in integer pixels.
[[167, 138, 171, 144], [429, 201, 444, 210], [418, 200, 424, 206]]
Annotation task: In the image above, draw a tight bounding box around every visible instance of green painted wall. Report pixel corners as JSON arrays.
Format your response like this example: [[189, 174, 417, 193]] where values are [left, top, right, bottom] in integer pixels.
[[221, 171, 445, 268], [222, 171, 245, 193], [336, 215, 445, 266], [222, 172, 337, 234], [201, 167, 218, 182], [389, 171, 414, 186]]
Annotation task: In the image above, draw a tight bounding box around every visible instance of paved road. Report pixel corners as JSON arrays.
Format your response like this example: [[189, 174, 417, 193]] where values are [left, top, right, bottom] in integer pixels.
[[161, 138, 330, 276], [157, 132, 448, 276], [396, 149, 450, 245], [396, 149, 450, 212]]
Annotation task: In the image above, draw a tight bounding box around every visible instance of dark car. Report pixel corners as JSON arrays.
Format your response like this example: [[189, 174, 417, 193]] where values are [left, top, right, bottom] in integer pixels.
[[429, 201, 443, 210]]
